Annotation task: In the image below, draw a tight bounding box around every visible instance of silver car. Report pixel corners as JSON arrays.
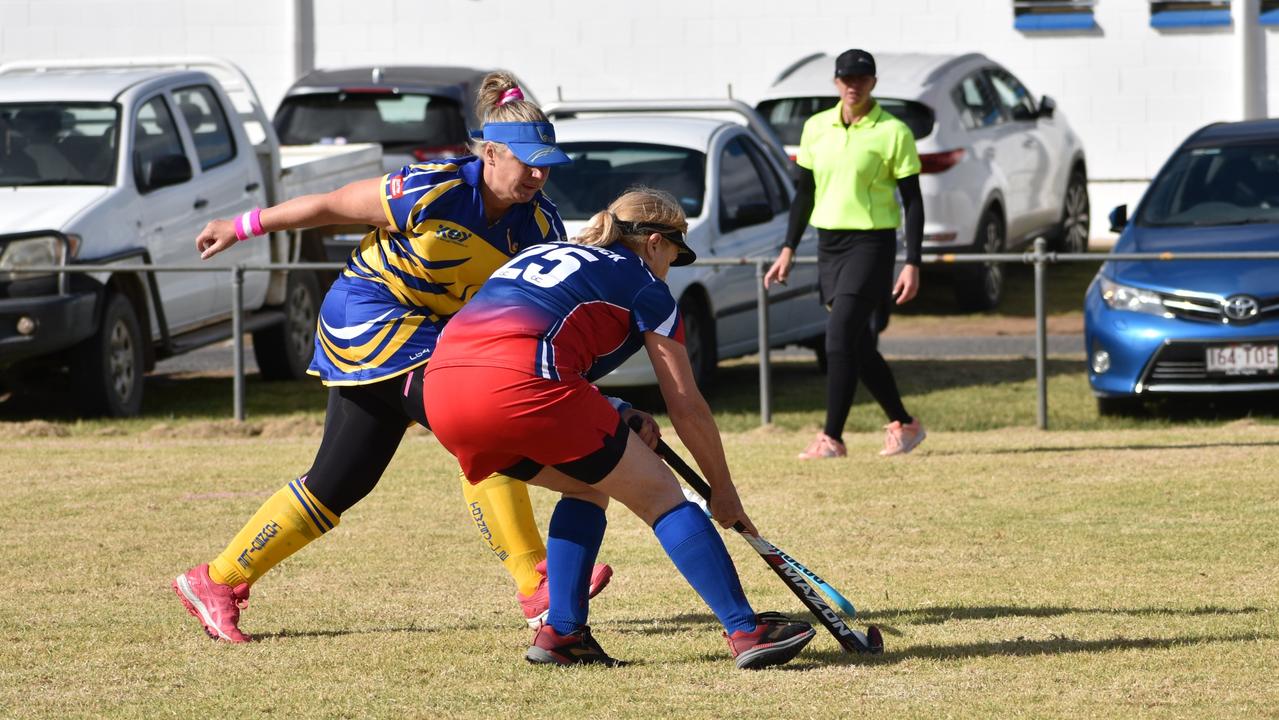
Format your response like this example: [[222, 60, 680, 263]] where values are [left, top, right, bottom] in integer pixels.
[[756, 52, 1090, 310], [543, 101, 826, 388]]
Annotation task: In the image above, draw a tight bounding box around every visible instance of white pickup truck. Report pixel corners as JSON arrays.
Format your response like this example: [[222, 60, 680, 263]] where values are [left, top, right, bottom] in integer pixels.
[[0, 57, 381, 416]]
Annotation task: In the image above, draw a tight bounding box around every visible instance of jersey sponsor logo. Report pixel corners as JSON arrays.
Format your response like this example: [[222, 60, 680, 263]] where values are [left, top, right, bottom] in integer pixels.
[[433, 223, 472, 245], [389, 175, 405, 199]]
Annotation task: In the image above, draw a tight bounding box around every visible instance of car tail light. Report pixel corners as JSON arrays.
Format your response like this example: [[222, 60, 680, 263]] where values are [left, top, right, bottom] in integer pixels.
[[919, 149, 965, 174], [411, 144, 469, 161], [788, 153, 797, 162]]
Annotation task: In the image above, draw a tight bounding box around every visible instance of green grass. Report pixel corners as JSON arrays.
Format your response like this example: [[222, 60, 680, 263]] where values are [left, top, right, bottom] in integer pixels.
[[2, 425, 1278, 719]]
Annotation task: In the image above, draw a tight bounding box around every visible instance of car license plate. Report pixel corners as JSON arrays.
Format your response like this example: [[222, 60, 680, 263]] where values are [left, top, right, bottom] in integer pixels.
[[1205, 344, 1279, 375]]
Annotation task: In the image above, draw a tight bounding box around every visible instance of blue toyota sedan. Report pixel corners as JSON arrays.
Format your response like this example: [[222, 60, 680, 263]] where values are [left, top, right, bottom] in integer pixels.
[[1085, 118, 1279, 415]]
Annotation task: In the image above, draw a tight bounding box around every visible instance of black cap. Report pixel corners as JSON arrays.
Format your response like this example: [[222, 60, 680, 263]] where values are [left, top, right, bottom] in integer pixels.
[[835, 49, 876, 78]]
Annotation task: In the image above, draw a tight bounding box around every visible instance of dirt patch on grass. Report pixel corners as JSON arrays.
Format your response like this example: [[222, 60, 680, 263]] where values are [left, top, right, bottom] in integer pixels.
[[142, 416, 325, 439], [886, 314, 1083, 338], [6, 420, 71, 438]]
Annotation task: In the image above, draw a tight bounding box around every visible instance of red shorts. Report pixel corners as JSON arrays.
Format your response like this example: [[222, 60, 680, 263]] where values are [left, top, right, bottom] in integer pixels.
[[422, 365, 623, 483]]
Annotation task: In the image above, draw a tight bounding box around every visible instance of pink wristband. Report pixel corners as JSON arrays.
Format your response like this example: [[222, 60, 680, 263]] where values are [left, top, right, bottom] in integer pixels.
[[234, 208, 264, 242]]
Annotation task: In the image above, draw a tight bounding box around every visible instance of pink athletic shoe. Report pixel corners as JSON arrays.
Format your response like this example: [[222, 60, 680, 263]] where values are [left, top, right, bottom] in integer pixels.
[[517, 559, 614, 629], [797, 432, 847, 460], [880, 418, 926, 456], [172, 563, 251, 643]]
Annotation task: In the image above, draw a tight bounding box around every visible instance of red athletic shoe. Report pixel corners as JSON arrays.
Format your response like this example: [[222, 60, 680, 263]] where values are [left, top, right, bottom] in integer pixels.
[[516, 559, 614, 629], [525, 624, 625, 667], [172, 563, 251, 643], [725, 612, 816, 669]]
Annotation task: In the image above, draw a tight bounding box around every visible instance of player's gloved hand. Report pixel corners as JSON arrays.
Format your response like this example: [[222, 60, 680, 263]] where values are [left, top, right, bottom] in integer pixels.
[[620, 408, 661, 449]]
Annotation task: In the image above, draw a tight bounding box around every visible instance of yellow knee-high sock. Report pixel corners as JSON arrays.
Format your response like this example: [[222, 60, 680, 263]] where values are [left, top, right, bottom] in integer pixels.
[[208, 478, 340, 587], [461, 470, 545, 596]]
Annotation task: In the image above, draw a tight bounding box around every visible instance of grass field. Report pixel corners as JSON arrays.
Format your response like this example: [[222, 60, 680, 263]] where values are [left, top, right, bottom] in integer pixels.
[[4, 257, 1278, 718], [4, 407, 1279, 718]]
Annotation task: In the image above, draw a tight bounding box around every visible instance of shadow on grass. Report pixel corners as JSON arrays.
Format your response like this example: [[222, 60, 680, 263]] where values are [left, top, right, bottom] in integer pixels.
[[796, 630, 1275, 667], [252, 623, 449, 640], [929, 440, 1279, 456], [860, 603, 1265, 625]]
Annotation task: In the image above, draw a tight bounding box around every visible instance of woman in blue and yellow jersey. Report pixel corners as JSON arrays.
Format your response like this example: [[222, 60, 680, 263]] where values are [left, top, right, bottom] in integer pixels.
[[172, 73, 612, 643]]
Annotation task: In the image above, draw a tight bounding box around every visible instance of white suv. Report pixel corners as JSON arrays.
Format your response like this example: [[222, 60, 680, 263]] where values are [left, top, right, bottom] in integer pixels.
[[755, 52, 1089, 310]]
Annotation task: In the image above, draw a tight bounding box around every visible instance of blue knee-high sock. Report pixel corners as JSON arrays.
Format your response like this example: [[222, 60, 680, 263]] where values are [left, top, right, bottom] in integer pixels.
[[653, 501, 756, 635], [545, 497, 607, 636]]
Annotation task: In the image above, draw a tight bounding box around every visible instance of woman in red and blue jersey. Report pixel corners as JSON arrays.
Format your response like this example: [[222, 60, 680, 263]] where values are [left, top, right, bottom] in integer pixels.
[[424, 189, 817, 670], [172, 73, 609, 643]]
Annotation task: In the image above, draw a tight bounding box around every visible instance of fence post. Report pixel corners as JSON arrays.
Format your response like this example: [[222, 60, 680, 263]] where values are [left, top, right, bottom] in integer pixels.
[[756, 260, 772, 426], [1033, 237, 1048, 430], [232, 266, 245, 422]]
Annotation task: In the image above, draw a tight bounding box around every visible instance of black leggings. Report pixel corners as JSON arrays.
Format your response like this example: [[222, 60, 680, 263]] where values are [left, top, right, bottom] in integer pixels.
[[302, 367, 428, 516], [824, 293, 911, 440]]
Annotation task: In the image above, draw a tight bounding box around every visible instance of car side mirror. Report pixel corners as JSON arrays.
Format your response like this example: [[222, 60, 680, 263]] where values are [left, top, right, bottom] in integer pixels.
[[1108, 204, 1127, 233], [135, 152, 192, 192], [724, 202, 773, 231], [1038, 95, 1056, 119]]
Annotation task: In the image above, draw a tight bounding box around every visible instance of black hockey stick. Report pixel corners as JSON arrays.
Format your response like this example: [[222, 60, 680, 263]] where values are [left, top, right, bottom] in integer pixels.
[[645, 431, 883, 654]]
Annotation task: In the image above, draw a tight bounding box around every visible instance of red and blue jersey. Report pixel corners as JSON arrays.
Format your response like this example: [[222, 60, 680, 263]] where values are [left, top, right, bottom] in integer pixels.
[[307, 157, 566, 385], [428, 241, 684, 382]]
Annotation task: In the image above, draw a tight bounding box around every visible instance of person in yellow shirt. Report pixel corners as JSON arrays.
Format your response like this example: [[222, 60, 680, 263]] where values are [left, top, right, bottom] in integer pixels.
[[765, 49, 927, 459]]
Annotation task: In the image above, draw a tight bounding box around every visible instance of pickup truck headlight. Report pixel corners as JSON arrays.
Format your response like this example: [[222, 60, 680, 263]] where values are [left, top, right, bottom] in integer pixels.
[[0, 234, 76, 282], [1098, 276, 1168, 317]]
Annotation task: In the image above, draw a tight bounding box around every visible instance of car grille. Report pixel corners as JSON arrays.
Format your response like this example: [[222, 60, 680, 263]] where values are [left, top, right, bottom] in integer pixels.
[[1143, 341, 1279, 387], [1160, 292, 1279, 325]]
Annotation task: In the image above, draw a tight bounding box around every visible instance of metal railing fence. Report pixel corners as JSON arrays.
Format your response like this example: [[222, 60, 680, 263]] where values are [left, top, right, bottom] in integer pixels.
[[11, 238, 1279, 427]]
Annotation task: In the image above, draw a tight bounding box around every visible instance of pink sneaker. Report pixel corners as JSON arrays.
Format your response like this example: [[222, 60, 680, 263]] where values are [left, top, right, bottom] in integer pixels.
[[516, 559, 614, 629], [797, 432, 847, 460], [172, 563, 251, 643], [880, 418, 926, 456]]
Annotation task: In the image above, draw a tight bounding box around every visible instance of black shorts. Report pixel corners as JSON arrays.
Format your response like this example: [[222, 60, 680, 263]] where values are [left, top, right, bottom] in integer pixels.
[[817, 228, 898, 305], [499, 415, 630, 486]]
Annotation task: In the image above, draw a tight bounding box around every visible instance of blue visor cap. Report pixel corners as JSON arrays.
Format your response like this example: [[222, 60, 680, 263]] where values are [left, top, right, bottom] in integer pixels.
[[478, 121, 572, 167]]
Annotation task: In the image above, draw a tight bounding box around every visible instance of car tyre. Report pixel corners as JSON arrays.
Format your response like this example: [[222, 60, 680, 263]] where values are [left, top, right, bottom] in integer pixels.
[[253, 270, 321, 381], [954, 208, 1005, 312], [1051, 168, 1090, 254], [680, 293, 716, 389], [71, 291, 145, 417]]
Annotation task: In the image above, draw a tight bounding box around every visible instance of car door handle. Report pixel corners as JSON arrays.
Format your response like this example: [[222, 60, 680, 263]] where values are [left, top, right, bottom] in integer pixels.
[[245, 182, 260, 192], [193, 198, 209, 209]]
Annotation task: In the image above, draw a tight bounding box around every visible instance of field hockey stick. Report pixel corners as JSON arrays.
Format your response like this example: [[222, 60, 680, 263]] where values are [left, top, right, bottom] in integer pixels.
[[679, 485, 860, 618], [641, 429, 883, 654]]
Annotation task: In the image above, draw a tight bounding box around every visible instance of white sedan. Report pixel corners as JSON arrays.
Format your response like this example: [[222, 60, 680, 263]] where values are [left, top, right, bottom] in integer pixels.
[[542, 103, 825, 388]]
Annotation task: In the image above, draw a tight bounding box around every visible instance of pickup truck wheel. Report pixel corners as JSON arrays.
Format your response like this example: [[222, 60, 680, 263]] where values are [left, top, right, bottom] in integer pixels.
[[680, 294, 716, 389], [253, 270, 320, 381], [953, 208, 1005, 312], [71, 292, 144, 417]]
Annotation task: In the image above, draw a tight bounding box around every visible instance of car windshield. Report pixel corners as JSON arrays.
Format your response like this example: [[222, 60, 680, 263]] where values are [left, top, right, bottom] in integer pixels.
[[755, 96, 935, 146], [1137, 141, 1279, 227], [0, 103, 119, 186], [544, 142, 706, 220], [274, 91, 468, 151]]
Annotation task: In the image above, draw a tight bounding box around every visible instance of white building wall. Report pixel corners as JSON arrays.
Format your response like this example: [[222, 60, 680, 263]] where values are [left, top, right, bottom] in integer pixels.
[[2, 0, 1275, 234]]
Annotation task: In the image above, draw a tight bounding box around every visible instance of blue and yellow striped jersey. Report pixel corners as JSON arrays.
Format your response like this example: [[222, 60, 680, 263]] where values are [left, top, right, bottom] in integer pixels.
[[307, 156, 567, 386]]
